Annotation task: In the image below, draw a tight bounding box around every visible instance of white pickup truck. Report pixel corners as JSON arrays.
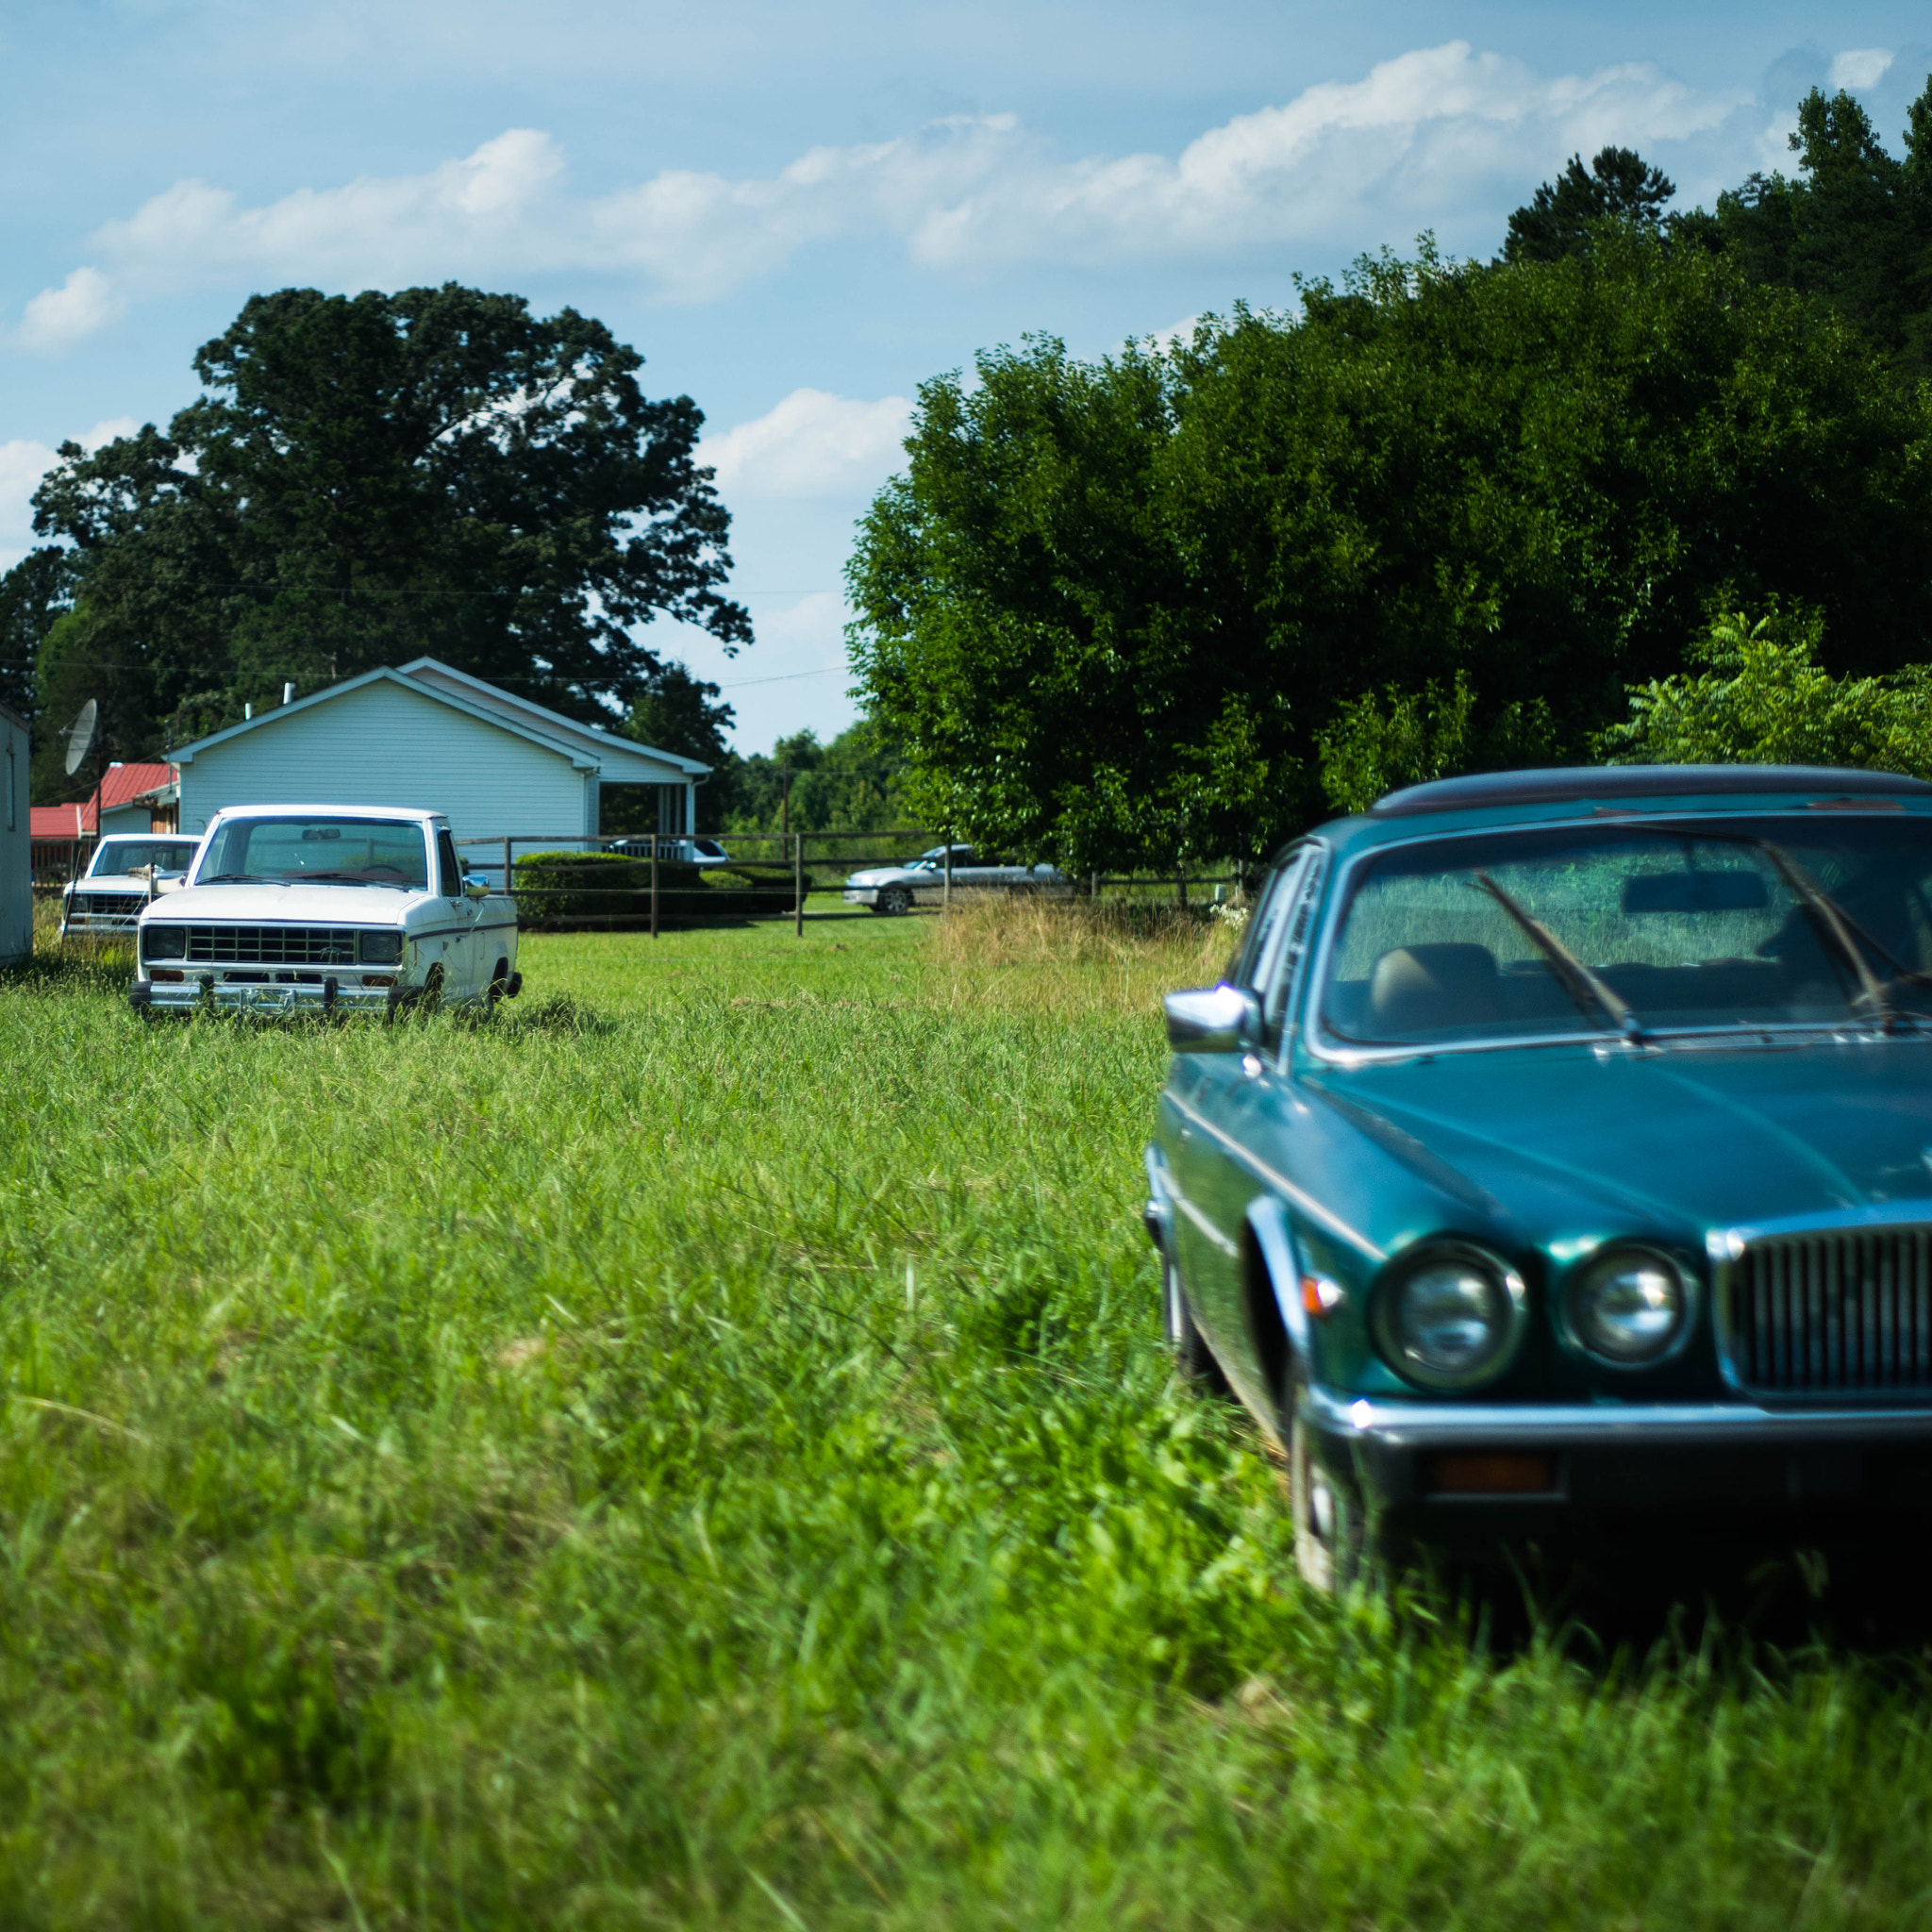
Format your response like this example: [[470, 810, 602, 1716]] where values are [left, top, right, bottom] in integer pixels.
[[60, 832, 199, 938], [130, 805, 521, 1018]]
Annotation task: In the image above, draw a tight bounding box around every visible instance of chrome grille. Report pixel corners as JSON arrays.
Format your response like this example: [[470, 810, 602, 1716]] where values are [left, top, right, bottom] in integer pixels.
[[1723, 1227, 1932, 1395], [182, 925, 359, 966], [72, 893, 147, 919]]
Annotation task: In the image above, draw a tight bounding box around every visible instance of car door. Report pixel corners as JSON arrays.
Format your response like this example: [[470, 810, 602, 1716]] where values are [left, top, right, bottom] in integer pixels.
[[1170, 848, 1319, 1366], [432, 826, 480, 993]]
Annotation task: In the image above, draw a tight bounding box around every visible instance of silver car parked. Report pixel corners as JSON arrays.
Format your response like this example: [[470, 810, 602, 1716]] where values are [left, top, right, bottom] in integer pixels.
[[841, 844, 1069, 914]]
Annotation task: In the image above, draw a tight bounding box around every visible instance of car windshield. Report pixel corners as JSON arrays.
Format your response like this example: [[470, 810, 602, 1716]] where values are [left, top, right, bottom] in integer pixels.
[[197, 816, 429, 888], [90, 839, 196, 876], [1319, 814, 1932, 1047]]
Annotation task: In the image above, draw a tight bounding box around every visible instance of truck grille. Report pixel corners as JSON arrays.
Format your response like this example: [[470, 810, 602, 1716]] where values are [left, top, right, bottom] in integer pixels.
[[72, 892, 147, 919], [182, 925, 359, 966], [1723, 1226, 1932, 1395]]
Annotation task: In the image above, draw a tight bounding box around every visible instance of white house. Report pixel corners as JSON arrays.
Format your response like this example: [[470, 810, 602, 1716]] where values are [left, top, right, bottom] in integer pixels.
[[169, 658, 708, 845], [1, 701, 29, 966]]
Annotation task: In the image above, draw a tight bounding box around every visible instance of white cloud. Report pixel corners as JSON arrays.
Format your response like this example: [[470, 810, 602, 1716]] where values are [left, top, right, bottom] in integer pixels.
[[70, 43, 1743, 307], [0, 418, 139, 569], [15, 267, 120, 353], [1828, 48, 1894, 92], [700, 390, 913, 498]]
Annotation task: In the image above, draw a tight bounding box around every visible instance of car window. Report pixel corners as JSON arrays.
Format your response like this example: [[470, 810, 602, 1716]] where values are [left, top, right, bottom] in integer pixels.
[[198, 816, 429, 888], [92, 839, 194, 875], [1234, 851, 1309, 994], [437, 831, 461, 897], [1258, 852, 1323, 1049], [1321, 816, 1932, 1045]]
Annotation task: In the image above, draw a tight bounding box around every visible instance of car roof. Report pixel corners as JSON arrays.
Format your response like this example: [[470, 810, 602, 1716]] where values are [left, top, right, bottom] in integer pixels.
[[208, 804, 442, 823], [1305, 764, 1932, 860]]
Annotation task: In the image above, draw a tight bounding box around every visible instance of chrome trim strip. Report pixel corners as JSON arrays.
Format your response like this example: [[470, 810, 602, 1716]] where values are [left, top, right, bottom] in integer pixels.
[[1164, 1089, 1385, 1261], [1306, 1386, 1932, 1444], [1172, 1184, 1241, 1258]]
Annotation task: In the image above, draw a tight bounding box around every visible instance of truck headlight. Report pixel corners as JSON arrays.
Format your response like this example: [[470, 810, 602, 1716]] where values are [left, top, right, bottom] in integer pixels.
[[1374, 1242, 1527, 1390], [142, 925, 187, 961], [358, 930, 405, 965], [1562, 1247, 1689, 1366]]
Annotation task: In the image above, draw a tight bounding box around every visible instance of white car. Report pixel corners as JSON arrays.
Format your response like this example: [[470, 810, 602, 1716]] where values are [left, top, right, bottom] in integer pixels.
[[60, 832, 200, 937], [841, 844, 1070, 914], [130, 805, 521, 1018], [600, 834, 733, 868]]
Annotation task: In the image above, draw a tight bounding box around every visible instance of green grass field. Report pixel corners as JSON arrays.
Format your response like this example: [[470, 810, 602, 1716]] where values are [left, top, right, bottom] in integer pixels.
[[4, 900, 1932, 1928]]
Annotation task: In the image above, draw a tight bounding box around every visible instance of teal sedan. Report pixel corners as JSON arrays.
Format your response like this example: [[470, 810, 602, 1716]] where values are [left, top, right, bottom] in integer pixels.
[[1146, 765, 1932, 1589]]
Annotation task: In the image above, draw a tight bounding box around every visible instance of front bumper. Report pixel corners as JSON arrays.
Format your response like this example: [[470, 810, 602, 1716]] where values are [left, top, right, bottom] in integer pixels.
[[841, 887, 880, 906], [1306, 1386, 1932, 1551], [132, 974, 398, 1016]]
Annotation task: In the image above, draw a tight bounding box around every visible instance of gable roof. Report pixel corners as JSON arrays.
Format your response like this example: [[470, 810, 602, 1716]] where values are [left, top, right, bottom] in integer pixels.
[[165, 659, 704, 784], [29, 761, 176, 838], [397, 658, 710, 776]]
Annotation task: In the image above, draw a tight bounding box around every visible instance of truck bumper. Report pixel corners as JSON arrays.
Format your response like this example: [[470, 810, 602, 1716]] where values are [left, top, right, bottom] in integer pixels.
[[132, 974, 398, 1016]]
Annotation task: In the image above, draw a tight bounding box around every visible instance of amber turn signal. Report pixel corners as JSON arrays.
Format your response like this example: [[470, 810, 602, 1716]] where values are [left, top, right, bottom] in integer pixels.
[[1301, 1274, 1344, 1318], [1421, 1451, 1559, 1496]]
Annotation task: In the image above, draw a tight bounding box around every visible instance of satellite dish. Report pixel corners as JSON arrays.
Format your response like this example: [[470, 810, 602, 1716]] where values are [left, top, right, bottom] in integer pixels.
[[62, 699, 98, 777]]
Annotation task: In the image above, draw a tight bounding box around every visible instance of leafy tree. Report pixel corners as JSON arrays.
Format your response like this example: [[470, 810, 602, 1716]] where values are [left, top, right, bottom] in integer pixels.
[[851, 236, 1932, 866], [1503, 146, 1678, 262], [1599, 604, 1932, 774], [1715, 77, 1932, 385], [622, 663, 736, 767], [0, 545, 78, 728], [31, 284, 752, 749], [719, 724, 915, 839]]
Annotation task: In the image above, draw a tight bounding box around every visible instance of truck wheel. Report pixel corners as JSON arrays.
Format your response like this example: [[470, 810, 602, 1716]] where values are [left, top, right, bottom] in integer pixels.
[[877, 886, 912, 915], [1290, 1366, 1362, 1594], [1162, 1255, 1229, 1393]]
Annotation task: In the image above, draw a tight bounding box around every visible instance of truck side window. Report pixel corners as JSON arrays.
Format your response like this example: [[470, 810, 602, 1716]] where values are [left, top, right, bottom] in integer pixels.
[[437, 831, 461, 898]]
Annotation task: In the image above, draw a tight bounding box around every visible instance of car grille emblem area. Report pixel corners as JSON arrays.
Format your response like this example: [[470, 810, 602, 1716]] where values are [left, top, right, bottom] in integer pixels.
[[181, 925, 359, 967], [1721, 1226, 1932, 1396]]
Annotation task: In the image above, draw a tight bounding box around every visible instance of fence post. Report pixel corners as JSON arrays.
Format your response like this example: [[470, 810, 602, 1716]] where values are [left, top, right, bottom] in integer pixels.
[[794, 832, 804, 938], [943, 835, 952, 910], [1176, 866, 1187, 909], [650, 837, 659, 940]]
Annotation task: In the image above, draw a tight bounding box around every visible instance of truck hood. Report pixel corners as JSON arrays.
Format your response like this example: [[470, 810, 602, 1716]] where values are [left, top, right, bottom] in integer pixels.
[[142, 882, 419, 927], [1305, 1039, 1932, 1241]]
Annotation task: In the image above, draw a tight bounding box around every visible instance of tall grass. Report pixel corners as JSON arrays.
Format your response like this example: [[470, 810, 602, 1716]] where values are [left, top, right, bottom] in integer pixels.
[[0, 908, 1928, 1925]]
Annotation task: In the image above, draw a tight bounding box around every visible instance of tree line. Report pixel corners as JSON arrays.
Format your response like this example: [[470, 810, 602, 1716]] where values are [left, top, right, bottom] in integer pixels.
[[849, 76, 1932, 867]]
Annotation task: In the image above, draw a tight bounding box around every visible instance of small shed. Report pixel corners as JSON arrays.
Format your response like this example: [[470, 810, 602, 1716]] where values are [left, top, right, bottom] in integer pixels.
[[168, 658, 707, 842], [1, 702, 29, 966]]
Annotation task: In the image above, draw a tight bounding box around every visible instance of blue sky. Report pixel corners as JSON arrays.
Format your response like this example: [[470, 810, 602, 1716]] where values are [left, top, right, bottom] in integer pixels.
[[3, 2, 1928, 751]]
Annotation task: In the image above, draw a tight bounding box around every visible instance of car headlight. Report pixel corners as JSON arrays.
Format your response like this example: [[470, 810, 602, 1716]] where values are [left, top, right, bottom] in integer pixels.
[[358, 930, 405, 965], [142, 924, 187, 960], [1562, 1246, 1690, 1367], [1374, 1242, 1528, 1390]]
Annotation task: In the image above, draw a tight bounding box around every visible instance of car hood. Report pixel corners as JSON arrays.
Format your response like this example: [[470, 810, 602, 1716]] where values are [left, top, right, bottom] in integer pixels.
[[1304, 1040, 1932, 1241], [846, 867, 918, 886], [142, 882, 419, 926]]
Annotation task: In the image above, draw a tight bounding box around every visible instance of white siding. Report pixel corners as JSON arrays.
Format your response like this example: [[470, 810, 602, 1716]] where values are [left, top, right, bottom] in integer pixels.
[[0, 707, 28, 966], [177, 679, 591, 841]]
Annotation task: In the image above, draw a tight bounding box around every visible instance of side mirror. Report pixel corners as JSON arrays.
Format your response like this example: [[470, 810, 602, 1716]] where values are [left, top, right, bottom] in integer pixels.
[[1163, 984, 1263, 1054], [464, 876, 490, 901]]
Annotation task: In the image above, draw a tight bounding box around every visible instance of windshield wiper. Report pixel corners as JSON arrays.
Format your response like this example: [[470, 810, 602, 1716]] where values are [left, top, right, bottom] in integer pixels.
[[1621, 824, 1919, 1030], [202, 872, 275, 883], [1469, 870, 1646, 1046]]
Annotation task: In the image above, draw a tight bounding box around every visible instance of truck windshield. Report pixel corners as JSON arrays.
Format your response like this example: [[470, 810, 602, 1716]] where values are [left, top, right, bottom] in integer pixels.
[[1320, 814, 1932, 1046], [197, 817, 429, 889], [90, 840, 196, 876]]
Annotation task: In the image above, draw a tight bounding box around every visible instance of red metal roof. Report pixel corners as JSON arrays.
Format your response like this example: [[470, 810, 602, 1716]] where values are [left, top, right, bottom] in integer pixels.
[[29, 762, 175, 838]]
